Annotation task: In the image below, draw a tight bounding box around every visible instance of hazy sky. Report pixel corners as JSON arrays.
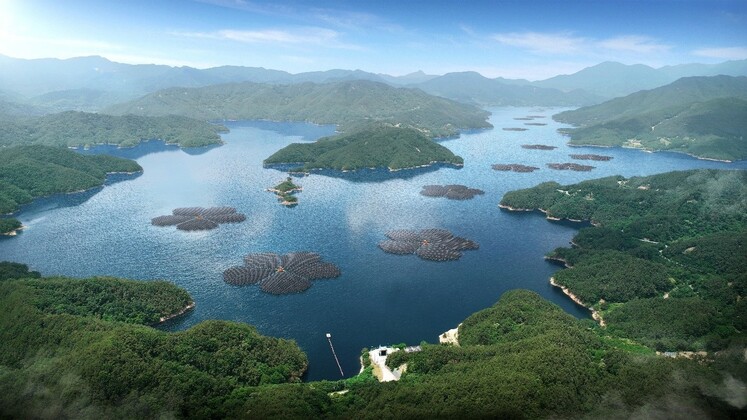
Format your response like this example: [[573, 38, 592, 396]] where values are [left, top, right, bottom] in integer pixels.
[[1, 0, 746, 80]]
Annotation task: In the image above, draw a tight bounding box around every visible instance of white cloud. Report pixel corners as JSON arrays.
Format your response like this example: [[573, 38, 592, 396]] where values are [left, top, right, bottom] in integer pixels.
[[693, 46, 747, 60], [177, 27, 362, 50], [491, 31, 672, 60], [597, 35, 670, 54], [492, 31, 586, 54]]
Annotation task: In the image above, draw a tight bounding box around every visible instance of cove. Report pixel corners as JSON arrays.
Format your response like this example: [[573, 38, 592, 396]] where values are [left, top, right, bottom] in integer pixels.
[[1, 108, 745, 381]]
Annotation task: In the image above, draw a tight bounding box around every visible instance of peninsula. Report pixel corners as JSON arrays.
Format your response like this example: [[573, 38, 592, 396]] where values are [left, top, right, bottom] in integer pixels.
[[0, 145, 142, 234]]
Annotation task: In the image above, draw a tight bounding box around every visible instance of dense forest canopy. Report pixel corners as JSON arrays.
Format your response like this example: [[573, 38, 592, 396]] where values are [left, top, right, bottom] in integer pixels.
[[501, 169, 747, 351], [0, 111, 226, 148]]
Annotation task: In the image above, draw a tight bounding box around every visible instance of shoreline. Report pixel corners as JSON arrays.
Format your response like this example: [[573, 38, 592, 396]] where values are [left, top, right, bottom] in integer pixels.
[[265, 160, 463, 174], [155, 301, 196, 324], [499, 204, 599, 225], [1, 225, 24, 236], [566, 141, 736, 163], [549, 277, 605, 327], [439, 323, 461, 346]]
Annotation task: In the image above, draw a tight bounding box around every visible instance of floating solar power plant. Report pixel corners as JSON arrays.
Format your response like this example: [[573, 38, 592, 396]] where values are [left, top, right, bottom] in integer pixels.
[[223, 252, 341, 294], [491, 164, 540, 173], [151, 206, 246, 231], [503, 127, 529, 131], [547, 163, 595, 171], [420, 184, 485, 200], [513, 117, 534, 121], [521, 144, 557, 150], [524, 122, 547, 126], [569, 154, 613, 161], [379, 228, 479, 262]]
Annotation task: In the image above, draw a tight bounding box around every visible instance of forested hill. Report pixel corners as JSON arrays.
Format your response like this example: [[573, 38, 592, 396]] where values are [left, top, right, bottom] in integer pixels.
[[0, 146, 141, 233], [2, 263, 744, 418], [554, 75, 747, 161], [0, 111, 226, 148], [0, 268, 308, 418], [104, 80, 493, 138], [264, 125, 464, 171], [500, 169, 747, 352]]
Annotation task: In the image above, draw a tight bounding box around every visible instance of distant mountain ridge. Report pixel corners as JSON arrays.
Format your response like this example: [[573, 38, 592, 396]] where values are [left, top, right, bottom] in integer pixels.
[[410, 71, 603, 106], [2, 54, 747, 111], [554, 75, 747, 161], [104, 79, 492, 138], [535, 60, 747, 98]]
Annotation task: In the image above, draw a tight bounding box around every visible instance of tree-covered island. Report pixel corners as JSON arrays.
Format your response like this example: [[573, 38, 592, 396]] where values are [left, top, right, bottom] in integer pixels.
[[264, 125, 464, 172], [268, 177, 302, 206]]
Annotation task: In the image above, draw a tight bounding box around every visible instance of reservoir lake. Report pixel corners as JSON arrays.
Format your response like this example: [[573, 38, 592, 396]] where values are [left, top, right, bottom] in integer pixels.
[[2, 107, 746, 380]]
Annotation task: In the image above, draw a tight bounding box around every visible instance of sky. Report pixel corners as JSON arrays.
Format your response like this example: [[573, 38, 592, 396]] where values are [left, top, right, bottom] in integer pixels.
[[1, 0, 746, 80]]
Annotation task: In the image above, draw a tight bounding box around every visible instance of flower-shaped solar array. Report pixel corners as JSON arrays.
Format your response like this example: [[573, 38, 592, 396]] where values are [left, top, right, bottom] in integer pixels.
[[378, 229, 479, 261], [223, 252, 341, 294], [420, 184, 485, 200], [151, 206, 246, 231]]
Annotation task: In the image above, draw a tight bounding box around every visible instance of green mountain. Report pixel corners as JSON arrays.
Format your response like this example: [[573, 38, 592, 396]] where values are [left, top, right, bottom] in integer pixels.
[[554, 76, 747, 161], [264, 125, 464, 171], [411, 71, 603, 106], [0, 111, 226, 148], [0, 273, 307, 418], [104, 80, 492, 138], [0, 146, 141, 231], [1, 270, 743, 418], [501, 169, 747, 351]]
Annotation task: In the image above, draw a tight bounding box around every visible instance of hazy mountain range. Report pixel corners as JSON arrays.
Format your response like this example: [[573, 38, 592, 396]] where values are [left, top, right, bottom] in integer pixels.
[[2, 54, 747, 112]]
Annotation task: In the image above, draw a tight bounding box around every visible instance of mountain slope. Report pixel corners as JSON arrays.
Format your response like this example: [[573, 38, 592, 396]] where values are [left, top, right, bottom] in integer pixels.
[[554, 76, 747, 160], [0, 111, 226, 148], [105, 80, 492, 137]]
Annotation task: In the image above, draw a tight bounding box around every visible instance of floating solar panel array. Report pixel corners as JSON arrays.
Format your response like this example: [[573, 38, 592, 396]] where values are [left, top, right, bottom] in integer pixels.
[[420, 185, 485, 200], [223, 252, 341, 294], [151, 206, 246, 231], [547, 163, 595, 171], [491, 164, 540, 173], [378, 229, 479, 261], [521, 144, 557, 150], [569, 154, 613, 161]]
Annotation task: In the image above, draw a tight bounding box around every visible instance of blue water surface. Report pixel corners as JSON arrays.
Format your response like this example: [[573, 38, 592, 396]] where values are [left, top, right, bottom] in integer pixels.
[[2, 109, 745, 381]]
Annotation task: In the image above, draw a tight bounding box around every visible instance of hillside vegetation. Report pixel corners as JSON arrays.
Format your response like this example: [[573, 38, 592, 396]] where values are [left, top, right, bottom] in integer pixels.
[[554, 76, 747, 161], [105, 80, 492, 138], [264, 125, 464, 171], [501, 169, 747, 351], [0, 272, 307, 418], [0, 111, 225, 148], [0, 146, 141, 232], [2, 270, 744, 418]]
